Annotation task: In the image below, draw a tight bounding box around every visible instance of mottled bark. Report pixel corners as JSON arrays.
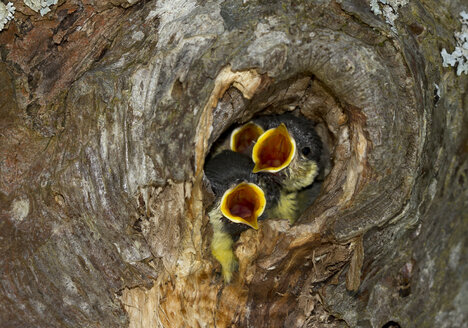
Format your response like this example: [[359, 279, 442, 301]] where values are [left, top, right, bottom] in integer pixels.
[[0, 0, 466, 327]]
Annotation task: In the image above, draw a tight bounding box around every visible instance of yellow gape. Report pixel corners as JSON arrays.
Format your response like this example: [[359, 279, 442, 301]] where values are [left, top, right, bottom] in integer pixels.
[[230, 123, 265, 155], [252, 123, 296, 173], [220, 182, 265, 229]]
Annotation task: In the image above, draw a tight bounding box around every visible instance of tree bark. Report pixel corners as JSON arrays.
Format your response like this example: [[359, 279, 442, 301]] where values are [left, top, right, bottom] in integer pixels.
[[0, 0, 467, 327]]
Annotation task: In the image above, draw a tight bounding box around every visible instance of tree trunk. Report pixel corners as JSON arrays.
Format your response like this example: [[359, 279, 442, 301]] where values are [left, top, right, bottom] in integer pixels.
[[1, 0, 466, 327]]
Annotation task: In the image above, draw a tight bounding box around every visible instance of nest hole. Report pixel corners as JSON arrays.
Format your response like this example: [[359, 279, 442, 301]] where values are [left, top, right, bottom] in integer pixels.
[[205, 74, 354, 224], [382, 321, 401, 328]]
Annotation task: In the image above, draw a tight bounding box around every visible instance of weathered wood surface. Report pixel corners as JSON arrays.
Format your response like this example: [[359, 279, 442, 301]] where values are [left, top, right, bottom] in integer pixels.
[[0, 0, 467, 327]]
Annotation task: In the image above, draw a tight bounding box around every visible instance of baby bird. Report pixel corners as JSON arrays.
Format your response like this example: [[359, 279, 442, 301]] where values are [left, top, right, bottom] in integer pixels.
[[252, 113, 322, 191], [204, 150, 280, 282]]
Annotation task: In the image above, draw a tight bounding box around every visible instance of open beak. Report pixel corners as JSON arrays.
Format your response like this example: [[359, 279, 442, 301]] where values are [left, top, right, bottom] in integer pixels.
[[230, 123, 265, 155], [220, 182, 266, 229], [252, 123, 296, 173]]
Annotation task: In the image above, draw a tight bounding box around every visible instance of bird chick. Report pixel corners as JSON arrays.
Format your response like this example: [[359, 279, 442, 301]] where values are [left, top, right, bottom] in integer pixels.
[[204, 150, 280, 282], [230, 113, 322, 223]]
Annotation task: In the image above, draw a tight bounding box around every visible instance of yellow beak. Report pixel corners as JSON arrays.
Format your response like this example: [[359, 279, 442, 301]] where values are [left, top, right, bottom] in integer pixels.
[[252, 123, 296, 173], [220, 182, 266, 229]]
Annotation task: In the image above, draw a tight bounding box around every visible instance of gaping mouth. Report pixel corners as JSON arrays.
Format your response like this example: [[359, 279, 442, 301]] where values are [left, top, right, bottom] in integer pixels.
[[230, 123, 265, 154], [220, 182, 266, 229], [252, 123, 296, 173]]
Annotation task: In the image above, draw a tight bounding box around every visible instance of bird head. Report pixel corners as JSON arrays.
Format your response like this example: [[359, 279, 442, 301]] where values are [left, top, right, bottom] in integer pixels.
[[250, 113, 322, 191]]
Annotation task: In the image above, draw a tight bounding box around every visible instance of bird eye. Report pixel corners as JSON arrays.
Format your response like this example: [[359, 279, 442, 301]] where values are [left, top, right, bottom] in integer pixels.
[[302, 147, 311, 156]]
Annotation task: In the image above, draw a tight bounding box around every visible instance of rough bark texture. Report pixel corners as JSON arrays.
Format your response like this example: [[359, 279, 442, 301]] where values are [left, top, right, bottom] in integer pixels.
[[0, 0, 467, 327]]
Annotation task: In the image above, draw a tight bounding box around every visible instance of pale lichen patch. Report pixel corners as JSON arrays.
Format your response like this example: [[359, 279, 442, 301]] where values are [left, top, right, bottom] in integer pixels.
[[10, 197, 30, 222], [370, 0, 409, 33], [0, 2, 15, 32], [441, 11, 468, 76], [23, 0, 58, 16]]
